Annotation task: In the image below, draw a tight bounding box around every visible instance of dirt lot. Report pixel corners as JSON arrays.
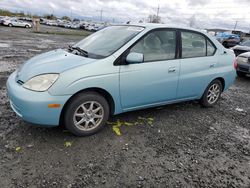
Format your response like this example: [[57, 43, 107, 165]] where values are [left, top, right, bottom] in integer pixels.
[[0, 25, 250, 188]]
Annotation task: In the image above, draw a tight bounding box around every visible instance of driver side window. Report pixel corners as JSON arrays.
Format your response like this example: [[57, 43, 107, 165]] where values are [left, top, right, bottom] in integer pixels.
[[130, 30, 176, 62]]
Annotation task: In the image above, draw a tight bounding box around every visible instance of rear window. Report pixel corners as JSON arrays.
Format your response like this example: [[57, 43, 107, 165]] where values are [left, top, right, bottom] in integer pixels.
[[181, 31, 216, 58]]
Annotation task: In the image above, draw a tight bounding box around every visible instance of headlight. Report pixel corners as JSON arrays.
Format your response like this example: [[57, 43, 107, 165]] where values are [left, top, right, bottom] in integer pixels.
[[23, 74, 59, 92]]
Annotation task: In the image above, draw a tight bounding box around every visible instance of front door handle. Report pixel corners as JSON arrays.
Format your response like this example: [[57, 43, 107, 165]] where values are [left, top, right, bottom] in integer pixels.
[[168, 67, 176, 73], [210, 64, 216, 68]]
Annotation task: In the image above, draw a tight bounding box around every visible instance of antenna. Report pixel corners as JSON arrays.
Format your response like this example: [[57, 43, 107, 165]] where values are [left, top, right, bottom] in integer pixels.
[[156, 4, 160, 23], [234, 21, 238, 31]]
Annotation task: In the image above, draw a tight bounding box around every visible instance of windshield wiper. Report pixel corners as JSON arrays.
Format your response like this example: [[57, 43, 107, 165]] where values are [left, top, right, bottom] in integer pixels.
[[68, 45, 88, 57]]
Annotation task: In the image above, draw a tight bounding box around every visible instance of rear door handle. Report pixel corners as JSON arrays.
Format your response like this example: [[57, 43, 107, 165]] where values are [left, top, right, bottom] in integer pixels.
[[168, 67, 176, 73]]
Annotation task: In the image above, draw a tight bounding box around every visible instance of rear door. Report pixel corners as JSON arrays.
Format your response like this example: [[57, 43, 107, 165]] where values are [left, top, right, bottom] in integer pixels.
[[177, 30, 218, 99], [18, 21, 25, 27], [12, 19, 18, 26], [119, 29, 180, 110]]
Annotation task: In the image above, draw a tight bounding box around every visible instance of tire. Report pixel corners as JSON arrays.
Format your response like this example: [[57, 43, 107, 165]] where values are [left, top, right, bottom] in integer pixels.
[[63, 92, 110, 136], [25, 25, 29, 28], [200, 79, 223, 107], [8, 23, 13, 27], [237, 71, 246, 77]]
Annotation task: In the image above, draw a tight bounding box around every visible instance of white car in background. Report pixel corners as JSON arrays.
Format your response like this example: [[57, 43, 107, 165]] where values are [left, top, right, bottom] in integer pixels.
[[3, 18, 32, 28], [46, 20, 58, 26], [71, 23, 81, 29]]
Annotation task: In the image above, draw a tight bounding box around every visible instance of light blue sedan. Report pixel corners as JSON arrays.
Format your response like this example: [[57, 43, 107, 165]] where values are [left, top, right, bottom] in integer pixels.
[[7, 24, 236, 136]]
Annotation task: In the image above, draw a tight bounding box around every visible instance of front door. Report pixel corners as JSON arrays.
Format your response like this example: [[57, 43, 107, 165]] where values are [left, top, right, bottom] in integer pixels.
[[119, 29, 180, 110]]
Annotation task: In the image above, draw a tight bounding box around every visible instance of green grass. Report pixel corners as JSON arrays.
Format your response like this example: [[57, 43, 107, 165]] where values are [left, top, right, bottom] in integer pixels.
[[33, 30, 92, 36]]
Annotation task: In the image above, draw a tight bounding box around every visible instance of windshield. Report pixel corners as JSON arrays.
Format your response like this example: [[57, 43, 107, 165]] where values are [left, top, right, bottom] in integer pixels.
[[73, 25, 144, 58], [242, 40, 250, 47]]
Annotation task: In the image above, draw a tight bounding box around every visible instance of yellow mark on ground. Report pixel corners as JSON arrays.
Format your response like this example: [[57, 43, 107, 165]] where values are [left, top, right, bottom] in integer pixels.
[[112, 126, 121, 136], [15, 146, 21, 152], [64, 141, 73, 147], [108, 117, 155, 136]]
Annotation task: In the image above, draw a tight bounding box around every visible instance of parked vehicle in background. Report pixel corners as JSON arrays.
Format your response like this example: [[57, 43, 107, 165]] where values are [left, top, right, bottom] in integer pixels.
[[46, 20, 58, 26], [68, 22, 81, 29], [3, 18, 32, 28], [85, 24, 95, 31], [79, 24, 86, 30], [216, 33, 240, 48], [232, 30, 250, 42], [231, 40, 250, 56], [0, 16, 5, 25], [7, 24, 236, 136], [236, 52, 250, 77], [64, 23, 72, 28]]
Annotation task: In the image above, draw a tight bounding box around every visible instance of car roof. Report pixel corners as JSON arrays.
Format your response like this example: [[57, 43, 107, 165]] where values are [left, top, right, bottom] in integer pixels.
[[124, 23, 206, 33]]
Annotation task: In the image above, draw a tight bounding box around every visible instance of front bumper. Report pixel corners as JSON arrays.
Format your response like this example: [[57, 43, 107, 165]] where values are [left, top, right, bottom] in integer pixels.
[[237, 63, 250, 74], [6, 71, 71, 126]]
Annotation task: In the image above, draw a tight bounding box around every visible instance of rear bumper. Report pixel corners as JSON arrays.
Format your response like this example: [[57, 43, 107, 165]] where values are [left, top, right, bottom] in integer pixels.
[[7, 71, 71, 126]]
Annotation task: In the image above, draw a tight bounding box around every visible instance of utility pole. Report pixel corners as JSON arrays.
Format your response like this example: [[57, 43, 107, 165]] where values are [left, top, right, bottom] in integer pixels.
[[234, 21, 238, 31], [70, 9, 72, 21], [100, 9, 103, 22], [156, 4, 160, 23]]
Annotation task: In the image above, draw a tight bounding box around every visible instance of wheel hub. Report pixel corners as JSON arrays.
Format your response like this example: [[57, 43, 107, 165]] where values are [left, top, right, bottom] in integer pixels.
[[207, 83, 221, 104], [73, 101, 104, 131]]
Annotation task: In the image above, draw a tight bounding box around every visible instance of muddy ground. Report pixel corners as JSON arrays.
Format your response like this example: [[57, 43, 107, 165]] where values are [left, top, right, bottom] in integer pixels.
[[0, 25, 250, 188]]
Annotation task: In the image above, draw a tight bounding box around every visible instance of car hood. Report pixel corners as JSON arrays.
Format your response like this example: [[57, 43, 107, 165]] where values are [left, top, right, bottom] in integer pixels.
[[232, 45, 250, 51], [16, 49, 96, 82], [238, 52, 250, 58]]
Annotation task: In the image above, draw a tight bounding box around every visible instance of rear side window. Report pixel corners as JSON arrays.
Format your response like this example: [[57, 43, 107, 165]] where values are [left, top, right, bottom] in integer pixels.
[[207, 40, 216, 56], [130, 30, 176, 62], [181, 31, 216, 58]]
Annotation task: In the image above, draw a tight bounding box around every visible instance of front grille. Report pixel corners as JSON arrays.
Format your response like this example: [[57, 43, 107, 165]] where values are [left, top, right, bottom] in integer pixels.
[[17, 80, 24, 85], [234, 49, 249, 57]]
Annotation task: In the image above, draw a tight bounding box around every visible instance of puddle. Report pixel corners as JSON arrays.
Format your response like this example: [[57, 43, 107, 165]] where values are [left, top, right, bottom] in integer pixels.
[[0, 43, 10, 48], [27, 49, 42, 52]]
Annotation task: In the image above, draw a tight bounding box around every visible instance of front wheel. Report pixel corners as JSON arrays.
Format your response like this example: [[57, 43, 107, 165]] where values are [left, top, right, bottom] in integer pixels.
[[63, 92, 110, 136], [25, 25, 29, 28], [200, 80, 223, 107], [8, 23, 13, 27]]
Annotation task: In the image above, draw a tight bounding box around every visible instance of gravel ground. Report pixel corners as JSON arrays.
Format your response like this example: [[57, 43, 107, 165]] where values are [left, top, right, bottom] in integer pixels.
[[0, 25, 250, 188]]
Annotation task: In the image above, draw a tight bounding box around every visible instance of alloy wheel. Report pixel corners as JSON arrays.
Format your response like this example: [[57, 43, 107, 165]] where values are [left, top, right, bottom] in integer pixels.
[[207, 83, 221, 104], [73, 101, 104, 131]]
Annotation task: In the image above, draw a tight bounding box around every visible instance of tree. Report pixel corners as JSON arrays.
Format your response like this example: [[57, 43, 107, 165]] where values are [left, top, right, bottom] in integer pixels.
[[44, 14, 57, 20], [148, 14, 161, 23], [73, 18, 80, 22], [0, 9, 12, 16], [62, 16, 71, 21]]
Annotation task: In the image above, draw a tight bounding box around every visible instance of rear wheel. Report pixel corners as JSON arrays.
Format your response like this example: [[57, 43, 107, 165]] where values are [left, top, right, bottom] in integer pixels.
[[25, 25, 29, 28], [8, 23, 13, 27], [200, 79, 223, 107], [63, 92, 110, 136], [237, 71, 246, 77]]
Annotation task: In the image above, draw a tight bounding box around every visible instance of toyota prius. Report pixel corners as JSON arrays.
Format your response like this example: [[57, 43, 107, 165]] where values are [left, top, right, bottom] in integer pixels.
[[7, 24, 236, 136]]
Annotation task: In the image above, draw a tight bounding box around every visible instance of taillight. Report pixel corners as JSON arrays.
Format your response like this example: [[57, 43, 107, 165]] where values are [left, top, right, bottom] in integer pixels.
[[233, 57, 237, 69]]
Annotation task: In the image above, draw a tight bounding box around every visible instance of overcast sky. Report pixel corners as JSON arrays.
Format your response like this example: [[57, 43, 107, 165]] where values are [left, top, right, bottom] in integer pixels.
[[1, 0, 250, 31]]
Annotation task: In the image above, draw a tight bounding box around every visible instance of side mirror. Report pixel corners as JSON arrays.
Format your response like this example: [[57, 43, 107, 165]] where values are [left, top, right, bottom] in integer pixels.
[[126, 52, 144, 64]]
